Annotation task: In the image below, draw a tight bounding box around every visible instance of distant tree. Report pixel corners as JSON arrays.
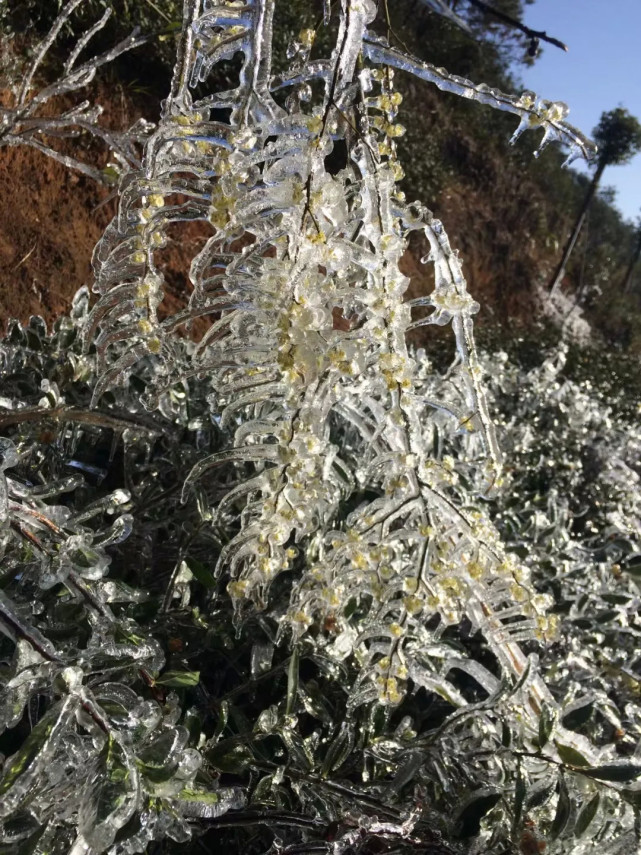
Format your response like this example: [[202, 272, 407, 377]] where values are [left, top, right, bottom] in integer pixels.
[[550, 107, 641, 294]]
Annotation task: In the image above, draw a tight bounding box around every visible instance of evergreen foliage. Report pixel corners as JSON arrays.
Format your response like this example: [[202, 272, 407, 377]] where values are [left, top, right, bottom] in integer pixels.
[[593, 108, 641, 168]]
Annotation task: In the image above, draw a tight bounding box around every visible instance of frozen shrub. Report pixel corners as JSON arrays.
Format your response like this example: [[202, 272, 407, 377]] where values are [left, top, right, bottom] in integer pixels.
[[1, 3, 639, 854]]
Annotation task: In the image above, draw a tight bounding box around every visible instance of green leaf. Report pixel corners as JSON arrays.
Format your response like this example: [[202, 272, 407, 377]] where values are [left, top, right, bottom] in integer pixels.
[[185, 557, 217, 588], [575, 792, 600, 837], [455, 789, 501, 838], [343, 597, 358, 619], [594, 609, 618, 624], [549, 775, 571, 841], [183, 708, 202, 747], [211, 701, 229, 745], [582, 763, 641, 782], [15, 821, 47, 855], [524, 778, 556, 811], [608, 538, 636, 555], [155, 670, 200, 687], [538, 702, 555, 749], [0, 705, 61, 798], [101, 165, 120, 182], [601, 594, 631, 605], [370, 703, 388, 738], [79, 735, 138, 848], [511, 656, 533, 694], [555, 741, 590, 768], [562, 700, 594, 731], [621, 788, 641, 808]]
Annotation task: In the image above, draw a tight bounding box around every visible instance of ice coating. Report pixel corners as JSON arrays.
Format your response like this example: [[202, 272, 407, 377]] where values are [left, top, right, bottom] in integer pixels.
[[363, 42, 597, 163], [4, 2, 635, 854], [84, 0, 597, 731]]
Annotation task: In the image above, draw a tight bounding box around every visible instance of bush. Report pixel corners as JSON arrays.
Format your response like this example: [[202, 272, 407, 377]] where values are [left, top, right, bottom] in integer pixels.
[[1, 3, 639, 854]]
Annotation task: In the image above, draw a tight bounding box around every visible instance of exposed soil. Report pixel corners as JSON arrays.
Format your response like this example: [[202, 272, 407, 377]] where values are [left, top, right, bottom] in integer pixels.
[[0, 82, 133, 328], [0, 84, 217, 332], [0, 144, 108, 326]]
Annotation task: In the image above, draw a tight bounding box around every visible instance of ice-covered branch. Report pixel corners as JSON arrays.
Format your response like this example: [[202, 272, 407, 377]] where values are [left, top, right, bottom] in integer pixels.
[[0, 0, 151, 182], [364, 39, 596, 163]]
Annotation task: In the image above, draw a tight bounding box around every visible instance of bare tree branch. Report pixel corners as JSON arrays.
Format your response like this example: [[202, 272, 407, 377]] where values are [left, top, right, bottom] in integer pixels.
[[464, 0, 568, 53]]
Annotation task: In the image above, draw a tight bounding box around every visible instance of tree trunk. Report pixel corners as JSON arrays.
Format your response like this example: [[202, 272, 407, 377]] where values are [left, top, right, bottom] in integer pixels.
[[549, 158, 606, 295], [621, 225, 641, 294]]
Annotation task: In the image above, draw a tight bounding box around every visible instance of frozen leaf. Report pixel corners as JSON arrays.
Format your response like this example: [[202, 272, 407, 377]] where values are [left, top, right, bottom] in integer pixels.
[[286, 647, 299, 717], [524, 778, 556, 811], [320, 721, 355, 778], [574, 792, 600, 837], [207, 742, 253, 775], [512, 763, 525, 830], [79, 734, 140, 850], [538, 702, 556, 749], [582, 763, 641, 783], [455, 788, 501, 838], [0, 699, 74, 818], [155, 671, 200, 688], [250, 640, 274, 678], [549, 775, 572, 841], [136, 727, 189, 783], [555, 741, 591, 768], [622, 555, 641, 578], [173, 786, 246, 818], [562, 698, 594, 731]]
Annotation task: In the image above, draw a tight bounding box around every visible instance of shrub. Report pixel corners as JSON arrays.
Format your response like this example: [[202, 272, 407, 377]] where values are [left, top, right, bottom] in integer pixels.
[[1, 3, 638, 854]]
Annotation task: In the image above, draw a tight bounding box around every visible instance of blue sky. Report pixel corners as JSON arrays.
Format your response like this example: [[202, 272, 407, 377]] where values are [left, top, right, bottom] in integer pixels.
[[518, 0, 641, 223]]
